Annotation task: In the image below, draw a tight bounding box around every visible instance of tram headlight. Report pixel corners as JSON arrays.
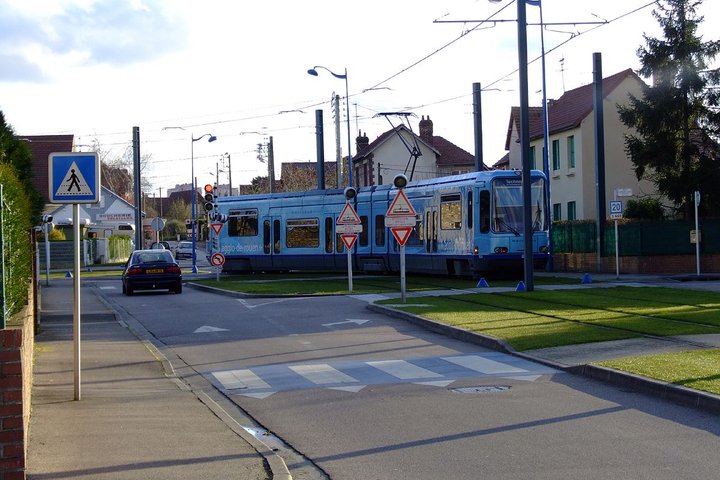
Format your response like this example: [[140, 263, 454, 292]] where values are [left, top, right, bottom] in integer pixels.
[[494, 246, 509, 254], [539, 245, 549, 253], [473, 246, 479, 255]]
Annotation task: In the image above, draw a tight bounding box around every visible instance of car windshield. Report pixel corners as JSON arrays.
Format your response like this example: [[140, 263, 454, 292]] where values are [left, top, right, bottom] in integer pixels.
[[134, 252, 173, 264]]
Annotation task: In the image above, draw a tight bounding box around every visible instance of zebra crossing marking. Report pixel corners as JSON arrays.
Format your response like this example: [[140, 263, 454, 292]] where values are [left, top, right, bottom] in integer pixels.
[[367, 359, 443, 380], [209, 354, 560, 399], [289, 364, 357, 385]]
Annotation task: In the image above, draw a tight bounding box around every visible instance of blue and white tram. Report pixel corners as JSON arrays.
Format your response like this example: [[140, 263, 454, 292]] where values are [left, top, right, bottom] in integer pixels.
[[211, 170, 549, 276]]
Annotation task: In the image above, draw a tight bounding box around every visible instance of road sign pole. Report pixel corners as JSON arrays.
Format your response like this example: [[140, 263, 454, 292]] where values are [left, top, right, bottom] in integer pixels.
[[73, 203, 81, 401], [400, 244, 406, 303], [347, 248, 353, 292], [615, 219, 619, 280]]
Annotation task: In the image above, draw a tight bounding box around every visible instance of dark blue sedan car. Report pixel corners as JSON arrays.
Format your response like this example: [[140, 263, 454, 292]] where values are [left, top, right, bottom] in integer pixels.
[[122, 249, 182, 295]]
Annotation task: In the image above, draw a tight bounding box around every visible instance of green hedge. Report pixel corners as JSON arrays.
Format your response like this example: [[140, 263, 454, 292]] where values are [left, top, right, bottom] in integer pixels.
[[1, 164, 32, 321]]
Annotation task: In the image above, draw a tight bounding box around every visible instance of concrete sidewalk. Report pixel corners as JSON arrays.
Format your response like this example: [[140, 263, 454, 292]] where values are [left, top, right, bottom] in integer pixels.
[[27, 279, 275, 480]]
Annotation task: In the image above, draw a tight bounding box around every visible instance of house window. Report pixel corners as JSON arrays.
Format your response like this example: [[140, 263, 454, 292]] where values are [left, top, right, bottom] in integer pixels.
[[552, 139, 560, 171], [530, 145, 536, 170], [567, 201, 576, 221], [567, 135, 575, 169], [553, 203, 561, 222]]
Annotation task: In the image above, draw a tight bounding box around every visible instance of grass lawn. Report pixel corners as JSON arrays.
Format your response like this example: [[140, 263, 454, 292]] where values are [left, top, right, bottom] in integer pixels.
[[377, 287, 720, 350], [599, 349, 720, 396]]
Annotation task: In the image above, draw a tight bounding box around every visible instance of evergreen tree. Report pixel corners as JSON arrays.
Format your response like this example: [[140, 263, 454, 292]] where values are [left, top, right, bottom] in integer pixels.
[[619, 0, 720, 219]]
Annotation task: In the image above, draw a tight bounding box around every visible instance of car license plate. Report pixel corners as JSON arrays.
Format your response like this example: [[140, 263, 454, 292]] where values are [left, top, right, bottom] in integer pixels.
[[146, 268, 164, 274]]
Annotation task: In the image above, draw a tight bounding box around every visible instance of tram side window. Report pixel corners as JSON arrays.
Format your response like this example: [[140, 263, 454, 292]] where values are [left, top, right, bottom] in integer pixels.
[[359, 216, 369, 246], [273, 220, 281, 253], [480, 190, 490, 233], [375, 215, 385, 246], [325, 217, 334, 253], [405, 217, 423, 246], [336, 233, 345, 253], [467, 191, 473, 230], [263, 220, 271, 254], [440, 194, 462, 230], [228, 209, 258, 237], [286, 218, 319, 248]]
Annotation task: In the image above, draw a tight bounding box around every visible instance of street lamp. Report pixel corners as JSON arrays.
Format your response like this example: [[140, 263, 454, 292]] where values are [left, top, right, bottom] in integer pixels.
[[308, 65, 353, 187], [190, 133, 217, 273]]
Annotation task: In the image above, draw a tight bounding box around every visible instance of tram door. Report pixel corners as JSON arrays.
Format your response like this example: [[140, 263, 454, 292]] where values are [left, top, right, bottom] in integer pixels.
[[424, 207, 439, 271], [262, 217, 282, 269]]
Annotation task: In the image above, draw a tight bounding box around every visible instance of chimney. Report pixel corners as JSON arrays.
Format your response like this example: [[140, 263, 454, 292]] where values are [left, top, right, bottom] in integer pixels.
[[419, 115, 433, 145], [356, 130, 369, 155]]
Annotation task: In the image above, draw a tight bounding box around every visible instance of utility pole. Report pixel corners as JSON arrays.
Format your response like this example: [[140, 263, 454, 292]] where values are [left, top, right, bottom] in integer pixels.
[[334, 94, 343, 188], [225, 152, 232, 196], [268, 136, 275, 194]]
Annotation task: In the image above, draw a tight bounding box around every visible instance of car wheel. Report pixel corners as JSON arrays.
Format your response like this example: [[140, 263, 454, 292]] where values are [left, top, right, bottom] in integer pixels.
[[126, 286, 134, 296], [174, 283, 182, 294], [122, 282, 126, 294]]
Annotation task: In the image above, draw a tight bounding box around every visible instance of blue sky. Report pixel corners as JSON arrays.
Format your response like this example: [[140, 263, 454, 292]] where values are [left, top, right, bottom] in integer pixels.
[[1, 0, 717, 194]]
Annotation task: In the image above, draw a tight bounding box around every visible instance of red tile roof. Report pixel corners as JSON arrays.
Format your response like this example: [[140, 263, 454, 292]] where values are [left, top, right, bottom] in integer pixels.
[[505, 68, 643, 147], [354, 125, 479, 169]]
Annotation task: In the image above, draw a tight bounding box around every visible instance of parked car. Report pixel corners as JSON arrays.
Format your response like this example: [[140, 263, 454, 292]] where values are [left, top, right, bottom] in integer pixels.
[[174, 241, 195, 260], [122, 249, 182, 296], [149, 241, 171, 250]]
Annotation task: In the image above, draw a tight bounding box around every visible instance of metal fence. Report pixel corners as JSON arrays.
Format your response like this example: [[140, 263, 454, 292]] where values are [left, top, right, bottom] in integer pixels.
[[552, 218, 720, 256]]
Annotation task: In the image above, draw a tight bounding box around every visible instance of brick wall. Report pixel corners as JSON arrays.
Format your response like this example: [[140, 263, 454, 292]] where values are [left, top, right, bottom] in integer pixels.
[[0, 291, 34, 480]]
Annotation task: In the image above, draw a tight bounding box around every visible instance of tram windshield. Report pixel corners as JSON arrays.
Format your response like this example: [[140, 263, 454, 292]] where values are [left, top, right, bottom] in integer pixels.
[[492, 177, 547, 235]]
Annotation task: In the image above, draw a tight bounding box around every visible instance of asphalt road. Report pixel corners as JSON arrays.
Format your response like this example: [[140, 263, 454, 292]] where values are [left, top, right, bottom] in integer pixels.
[[98, 280, 720, 480]]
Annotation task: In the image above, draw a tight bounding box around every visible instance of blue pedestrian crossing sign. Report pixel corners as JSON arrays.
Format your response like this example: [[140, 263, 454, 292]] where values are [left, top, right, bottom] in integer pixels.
[[48, 152, 101, 204]]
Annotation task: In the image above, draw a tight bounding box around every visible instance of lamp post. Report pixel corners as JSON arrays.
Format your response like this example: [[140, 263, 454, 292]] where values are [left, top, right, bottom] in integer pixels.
[[190, 133, 217, 273], [308, 65, 353, 187]]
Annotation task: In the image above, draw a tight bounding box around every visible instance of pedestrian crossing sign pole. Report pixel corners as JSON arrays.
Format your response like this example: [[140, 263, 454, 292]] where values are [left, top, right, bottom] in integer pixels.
[[48, 152, 101, 401]]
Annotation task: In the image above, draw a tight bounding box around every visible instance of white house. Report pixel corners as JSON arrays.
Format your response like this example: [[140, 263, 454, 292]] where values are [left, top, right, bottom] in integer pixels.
[[352, 116, 481, 187], [500, 68, 659, 221]]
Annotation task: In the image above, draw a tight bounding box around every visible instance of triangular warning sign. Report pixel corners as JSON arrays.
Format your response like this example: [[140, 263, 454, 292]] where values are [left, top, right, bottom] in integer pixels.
[[341, 233, 358, 249], [211, 223, 223, 235], [54, 161, 93, 197], [391, 227, 413, 246], [337, 202, 361, 225], [386, 190, 416, 217]]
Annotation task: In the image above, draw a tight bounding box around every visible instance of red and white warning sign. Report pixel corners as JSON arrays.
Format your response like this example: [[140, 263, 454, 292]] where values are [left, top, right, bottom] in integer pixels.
[[386, 189, 416, 217], [341, 233, 358, 249], [337, 202, 361, 225], [391, 227, 413, 246]]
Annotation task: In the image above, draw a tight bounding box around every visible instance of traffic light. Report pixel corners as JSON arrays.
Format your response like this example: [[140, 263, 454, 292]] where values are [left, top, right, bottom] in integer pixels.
[[203, 184, 216, 212]]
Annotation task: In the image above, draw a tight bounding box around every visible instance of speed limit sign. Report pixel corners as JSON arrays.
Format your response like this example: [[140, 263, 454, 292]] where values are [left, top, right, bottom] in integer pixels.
[[210, 253, 226, 267]]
